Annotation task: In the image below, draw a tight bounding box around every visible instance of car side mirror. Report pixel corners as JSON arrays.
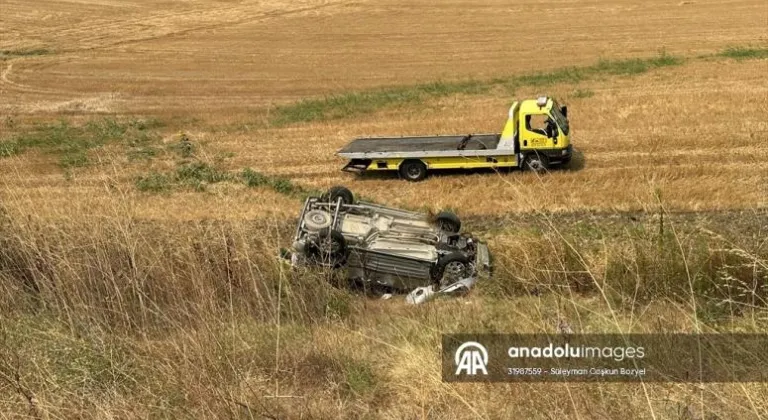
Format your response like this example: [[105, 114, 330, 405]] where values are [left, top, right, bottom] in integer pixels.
[[561, 105, 567, 118]]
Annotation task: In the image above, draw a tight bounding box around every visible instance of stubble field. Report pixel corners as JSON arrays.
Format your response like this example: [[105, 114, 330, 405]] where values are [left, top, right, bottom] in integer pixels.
[[1, 0, 767, 418]]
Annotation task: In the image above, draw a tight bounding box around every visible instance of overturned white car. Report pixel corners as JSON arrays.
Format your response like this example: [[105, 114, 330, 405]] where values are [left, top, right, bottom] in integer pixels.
[[286, 186, 491, 303]]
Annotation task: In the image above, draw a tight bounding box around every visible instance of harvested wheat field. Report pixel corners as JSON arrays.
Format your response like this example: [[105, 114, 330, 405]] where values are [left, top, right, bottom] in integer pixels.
[[1, 0, 767, 418]]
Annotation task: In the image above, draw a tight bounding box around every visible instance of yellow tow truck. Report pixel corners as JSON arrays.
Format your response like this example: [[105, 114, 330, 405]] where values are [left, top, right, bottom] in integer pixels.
[[337, 96, 572, 181]]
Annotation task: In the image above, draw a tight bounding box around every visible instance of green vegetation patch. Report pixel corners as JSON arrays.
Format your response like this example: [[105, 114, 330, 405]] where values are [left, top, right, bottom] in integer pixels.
[[166, 133, 196, 158], [0, 117, 164, 169], [573, 88, 595, 98], [514, 52, 683, 86], [717, 47, 768, 60], [271, 79, 488, 126], [0, 48, 51, 58], [135, 162, 322, 195], [270, 51, 683, 126], [341, 359, 377, 398], [127, 146, 158, 161], [176, 161, 233, 190], [241, 167, 322, 198], [135, 172, 172, 193], [135, 162, 233, 192]]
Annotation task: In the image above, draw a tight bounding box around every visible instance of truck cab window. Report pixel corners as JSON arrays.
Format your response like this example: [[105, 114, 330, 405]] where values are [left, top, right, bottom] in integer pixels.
[[525, 114, 549, 136]]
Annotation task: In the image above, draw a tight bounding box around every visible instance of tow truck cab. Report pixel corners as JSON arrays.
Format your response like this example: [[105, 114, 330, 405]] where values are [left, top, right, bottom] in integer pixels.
[[500, 96, 572, 168]]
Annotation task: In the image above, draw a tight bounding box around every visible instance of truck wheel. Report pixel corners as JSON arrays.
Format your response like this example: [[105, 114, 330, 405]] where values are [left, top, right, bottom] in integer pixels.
[[307, 228, 348, 268], [436, 211, 461, 233], [432, 252, 471, 285], [322, 186, 354, 205], [399, 160, 428, 181], [524, 153, 549, 172]]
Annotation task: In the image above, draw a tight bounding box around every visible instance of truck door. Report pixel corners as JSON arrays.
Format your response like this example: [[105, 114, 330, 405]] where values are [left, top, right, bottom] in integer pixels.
[[520, 113, 551, 150]]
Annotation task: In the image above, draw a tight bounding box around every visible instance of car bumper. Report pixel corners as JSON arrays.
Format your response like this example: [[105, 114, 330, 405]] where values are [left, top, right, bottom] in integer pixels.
[[475, 243, 491, 275], [405, 243, 491, 304]]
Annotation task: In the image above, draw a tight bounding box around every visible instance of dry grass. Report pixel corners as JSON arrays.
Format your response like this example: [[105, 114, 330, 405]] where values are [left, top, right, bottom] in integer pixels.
[[189, 58, 768, 214], [1, 0, 767, 113], [1, 0, 767, 418], [0, 202, 766, 418], [2, 57, 766, 217]]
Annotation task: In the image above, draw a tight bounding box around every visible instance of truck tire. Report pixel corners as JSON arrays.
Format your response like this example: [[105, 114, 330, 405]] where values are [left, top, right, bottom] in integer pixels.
[[436, 211, 461, 233], [307, 228, 348, 268], [322, 186, 354, 205], [524, 153, 549, 172], [432, 252, 471, 285], [399, 160, 428, 182]]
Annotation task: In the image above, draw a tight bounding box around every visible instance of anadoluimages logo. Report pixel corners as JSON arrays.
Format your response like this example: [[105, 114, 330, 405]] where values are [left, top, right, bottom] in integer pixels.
[[454, 341, 488, 375]]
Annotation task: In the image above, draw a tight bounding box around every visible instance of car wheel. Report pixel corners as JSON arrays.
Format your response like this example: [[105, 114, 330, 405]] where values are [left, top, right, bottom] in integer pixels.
[[435, 210, 461, 233], [322, 186, 354, 205], [433, 252, 471, 285], [524, 153, 549, 172], [303, 209, 332, 231], [308, 228, 348, 268], [399, 160, 427, 182]]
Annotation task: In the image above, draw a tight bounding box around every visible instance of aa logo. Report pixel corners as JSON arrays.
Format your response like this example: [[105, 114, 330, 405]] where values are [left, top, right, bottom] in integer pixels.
[[454, 341, 488, 375]]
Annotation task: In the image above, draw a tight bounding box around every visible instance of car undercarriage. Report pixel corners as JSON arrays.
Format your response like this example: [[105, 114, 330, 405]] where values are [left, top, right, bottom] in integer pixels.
[[286, 186, 491, 303]]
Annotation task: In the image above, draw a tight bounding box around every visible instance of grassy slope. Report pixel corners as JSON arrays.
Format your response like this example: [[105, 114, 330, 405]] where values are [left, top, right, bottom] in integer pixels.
[[0, 210, 766, 418]]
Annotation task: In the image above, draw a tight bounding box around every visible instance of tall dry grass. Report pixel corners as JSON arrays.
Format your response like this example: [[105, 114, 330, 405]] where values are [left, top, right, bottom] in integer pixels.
[[0, 191, 766, 418], [0, 208, 345, 332]]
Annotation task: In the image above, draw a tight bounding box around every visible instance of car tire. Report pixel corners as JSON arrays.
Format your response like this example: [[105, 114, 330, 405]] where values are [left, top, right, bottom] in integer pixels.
[[435, 211, 461, 233], [432, 252, 471, 285], [303, 209, 333, 231], [322, 186, 354, 205], [399, 160, 428, 182], [308, 228, 348, 268], [524, 153, 549, 172]]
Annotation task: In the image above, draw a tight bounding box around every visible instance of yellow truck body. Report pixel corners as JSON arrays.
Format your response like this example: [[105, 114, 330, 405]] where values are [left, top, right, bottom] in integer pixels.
[[337, 97, 572, 181]]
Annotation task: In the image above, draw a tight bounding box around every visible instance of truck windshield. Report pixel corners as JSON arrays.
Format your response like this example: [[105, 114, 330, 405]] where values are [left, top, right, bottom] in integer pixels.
[[550, 101, 569, 135]]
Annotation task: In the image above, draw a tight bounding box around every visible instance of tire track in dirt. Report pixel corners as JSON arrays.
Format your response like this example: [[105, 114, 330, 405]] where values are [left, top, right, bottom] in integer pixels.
[[0, 57, 89, 96], [76, 2, 350, 52], [0, 1, 350, 99], [0, 61, 16, 87], [16, 1, 339, 47], [48, 5, 243, 42]]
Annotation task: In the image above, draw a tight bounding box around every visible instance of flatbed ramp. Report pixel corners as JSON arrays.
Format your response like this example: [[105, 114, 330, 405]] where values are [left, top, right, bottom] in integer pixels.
[[338, 134, 501, 155]]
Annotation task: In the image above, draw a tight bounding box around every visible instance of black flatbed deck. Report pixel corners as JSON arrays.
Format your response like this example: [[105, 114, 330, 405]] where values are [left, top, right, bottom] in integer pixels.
[[338, 134, 501, 154]]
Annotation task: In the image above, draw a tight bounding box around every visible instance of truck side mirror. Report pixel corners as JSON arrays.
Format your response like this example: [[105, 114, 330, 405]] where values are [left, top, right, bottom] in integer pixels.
[[561, 105, 567, 118], [545, 125, 553, 138]]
